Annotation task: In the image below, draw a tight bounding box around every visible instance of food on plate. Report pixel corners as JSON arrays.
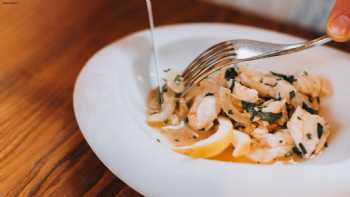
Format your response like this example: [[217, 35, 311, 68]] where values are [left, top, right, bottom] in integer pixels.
[[146, 66, 331, 164]]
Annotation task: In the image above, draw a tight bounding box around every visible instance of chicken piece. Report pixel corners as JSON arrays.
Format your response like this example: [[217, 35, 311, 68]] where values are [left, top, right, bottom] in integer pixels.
[[251, 127, 293, 147], [176, 98, 189, 120], [274, 80, 297, 100], [238, 66, 297, 101], [232, 81, 259, 103], [146, 89, 162, 114], [232, 129, 251, 157], [184, 77, 221, 103], [294, 71, 330, 97], [261, 99, 286, 113], [218, 87, 252, 128], [166, 71, 185, 93], [248, 146, 293, 163], [162, 120, 186, 130], [287, 106, 330, 158], [238, 66, 274, 97], [248, 127, 293, 163], [147, 92, 176, 123], [188, 94, 220, 130]]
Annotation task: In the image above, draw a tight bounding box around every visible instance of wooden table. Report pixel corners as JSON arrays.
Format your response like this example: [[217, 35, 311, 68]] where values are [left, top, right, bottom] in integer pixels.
[[0, 0, 347, 196]]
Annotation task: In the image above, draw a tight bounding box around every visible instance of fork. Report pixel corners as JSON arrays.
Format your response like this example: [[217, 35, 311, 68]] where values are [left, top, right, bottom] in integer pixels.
[[181, 35, 332, 95]]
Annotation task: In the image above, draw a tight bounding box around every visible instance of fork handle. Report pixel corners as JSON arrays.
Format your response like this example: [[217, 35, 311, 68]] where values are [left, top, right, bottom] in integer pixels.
[[278, 35, 332, 55]]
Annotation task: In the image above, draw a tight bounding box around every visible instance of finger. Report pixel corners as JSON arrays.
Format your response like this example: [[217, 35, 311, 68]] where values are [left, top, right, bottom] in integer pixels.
[[327, 0, 350, 42]]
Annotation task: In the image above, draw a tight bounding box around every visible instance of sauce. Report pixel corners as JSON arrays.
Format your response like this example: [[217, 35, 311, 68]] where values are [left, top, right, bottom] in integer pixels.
[[148, 121, 301, 164]]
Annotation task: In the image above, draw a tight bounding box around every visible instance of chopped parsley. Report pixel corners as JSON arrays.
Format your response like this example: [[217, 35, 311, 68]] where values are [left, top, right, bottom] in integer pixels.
[[271, 71, 296, 84], [302, 102, 318, 114], [303, 71, 309, 76], [299, 143, 307, 155], [317, 123, 324, 139], [156, 138, 161, 143], [306, 133, 312, 140], [297, 116, 302, 120], [292, 146, 302, 157], [205, 92, 214, 96], [174, 74, 183, 85], [289, 90, 296, 100], [279, 123, 288, 129], [224, 67, 238, 81], [163, 68, 171, 72], [308, 96, 313, 103], [286, 103, 295, 118], [229, 80, 235, 91], [259, 112, 283, 124], [241, 101, 256, 113], [161, 84, 168, 92], [241, 101, 282, 124]]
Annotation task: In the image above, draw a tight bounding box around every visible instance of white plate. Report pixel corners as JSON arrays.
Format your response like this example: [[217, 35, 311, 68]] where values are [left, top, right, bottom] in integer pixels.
[[73, 23, 350, 197]]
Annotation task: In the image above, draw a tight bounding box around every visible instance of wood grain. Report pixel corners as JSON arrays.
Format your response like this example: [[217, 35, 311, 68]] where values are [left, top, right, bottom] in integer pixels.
[[0, 0, 347, 196]]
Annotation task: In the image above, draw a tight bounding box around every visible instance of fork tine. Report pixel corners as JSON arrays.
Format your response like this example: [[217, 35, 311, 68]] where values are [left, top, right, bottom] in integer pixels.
[[183, 46, 235, 80], [182, 42, 233, 78], [182, 41, 232, 77], [183, 50, 236, 82], [185, 57, 235, 86], [181, 59, 235, 96]]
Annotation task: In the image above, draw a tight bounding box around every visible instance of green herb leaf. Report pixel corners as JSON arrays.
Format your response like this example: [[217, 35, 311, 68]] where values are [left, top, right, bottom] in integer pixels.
[[258, 112, 283, 124], [224, 67, 238, 81], [298, 143, 307, 155], [174, 74, 183, 85], [316, 96, 320, 104], [241, 101, 282, 124], [161, 84, 168, 92], [271, 71, 296, 84], [317, 123, 324, 139], [241, 101, 256, 113], [306, 133, 312, 140], [292, 146, 302, 157], [229, 80, 235, 91], [302, 102, 318, 114], [286, 103, 295, 118]]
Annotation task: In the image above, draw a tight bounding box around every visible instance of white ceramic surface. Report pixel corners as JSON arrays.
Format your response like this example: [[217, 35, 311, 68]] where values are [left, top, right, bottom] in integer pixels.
[[73, 23, 350, 197]]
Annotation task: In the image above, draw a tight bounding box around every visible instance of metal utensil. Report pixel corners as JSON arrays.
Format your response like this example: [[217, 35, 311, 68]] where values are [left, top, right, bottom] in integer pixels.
[[182, 35, 332, 95]]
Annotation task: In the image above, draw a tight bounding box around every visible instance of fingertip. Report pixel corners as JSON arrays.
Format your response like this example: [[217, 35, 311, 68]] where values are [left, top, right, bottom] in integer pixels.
[[327, 14, 350, 42]]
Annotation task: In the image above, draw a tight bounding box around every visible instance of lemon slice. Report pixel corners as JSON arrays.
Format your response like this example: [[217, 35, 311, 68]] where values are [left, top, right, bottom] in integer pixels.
[[174, 117, 233, 158]]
